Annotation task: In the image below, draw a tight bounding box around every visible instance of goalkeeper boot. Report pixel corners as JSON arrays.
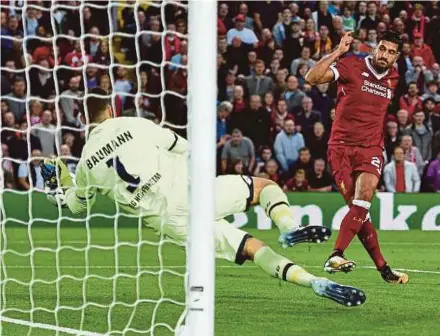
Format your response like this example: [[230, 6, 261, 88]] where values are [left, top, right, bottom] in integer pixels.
[[311, 278, 366, 307], [279, 226, 331, 248], [380, 264, 409, 284], [324, 252, 356, 274]]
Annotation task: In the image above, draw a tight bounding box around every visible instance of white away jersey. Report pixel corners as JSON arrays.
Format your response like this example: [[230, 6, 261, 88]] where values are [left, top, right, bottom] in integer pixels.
[[65, 117, 188, 216]]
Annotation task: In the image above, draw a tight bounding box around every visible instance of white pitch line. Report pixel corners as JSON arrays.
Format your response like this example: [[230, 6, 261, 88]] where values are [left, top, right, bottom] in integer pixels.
[[3, 241, 440, 246], [0, 316, 105, 336], [2, 265, 440, 274]]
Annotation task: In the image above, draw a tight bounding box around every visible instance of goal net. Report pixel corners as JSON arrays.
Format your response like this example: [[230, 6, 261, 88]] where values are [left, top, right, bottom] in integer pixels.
[[0, 1, 216, 335]]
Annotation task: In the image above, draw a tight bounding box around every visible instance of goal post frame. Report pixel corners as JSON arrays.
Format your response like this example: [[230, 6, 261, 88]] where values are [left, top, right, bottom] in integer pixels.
[[186, 1, 217, 335]]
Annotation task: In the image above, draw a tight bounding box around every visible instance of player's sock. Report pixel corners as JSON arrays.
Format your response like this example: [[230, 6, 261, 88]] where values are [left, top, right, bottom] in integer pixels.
[[333, 200, 371, 253], [259, 185, 297, 233], [357, 215, 387, 270], [253, 246, 318, 287]]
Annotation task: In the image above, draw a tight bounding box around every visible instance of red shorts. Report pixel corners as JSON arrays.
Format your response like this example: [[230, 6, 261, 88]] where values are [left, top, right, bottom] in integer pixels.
[[327, 145, 384, 202]]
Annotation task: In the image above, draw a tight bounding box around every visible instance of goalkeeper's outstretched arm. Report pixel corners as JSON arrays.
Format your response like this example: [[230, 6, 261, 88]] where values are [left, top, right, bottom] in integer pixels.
[[64, 164, 97, 215]]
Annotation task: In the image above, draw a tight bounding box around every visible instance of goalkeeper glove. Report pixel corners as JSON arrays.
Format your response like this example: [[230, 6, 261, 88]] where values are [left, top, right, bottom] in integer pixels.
[[41, 158, 74, 208], [41, 158, 74, 190]]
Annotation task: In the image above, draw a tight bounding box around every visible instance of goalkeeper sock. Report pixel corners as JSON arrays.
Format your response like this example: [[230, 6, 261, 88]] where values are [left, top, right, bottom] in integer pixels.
[[253, 246, 318, 287], [259, 185, 297, 233], [357, 217, 387, 270]]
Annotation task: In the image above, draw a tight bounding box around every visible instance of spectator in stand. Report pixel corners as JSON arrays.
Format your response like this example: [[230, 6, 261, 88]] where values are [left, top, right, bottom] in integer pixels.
[[4, 77, 26, 122], [282, 75, 306, 113], [364, 29, 378, 51], [60, 76, 82, 127], [237, 3, 254, 31], [422, 81, 440, 102], [99, 73, 112, 94], [409, 5, 430, 43], [399, 82, 423, 118], [290, 147, 313, 177], [85, 26, 101, 58], [426, 154, 440, 192], [376, 21, 387, 39], [1, 111, 17, 144], [263, 91, 275, 114], [60, 144, 78, 174], [31, 110, 59, 157], [228, 158, 245, 175], [85, 66, 99, 89], [354, 1, 367, 29], [341, 5, 356, 32], [1, 15, 23, 54], [114, 66, 133, 106], [308, 82, 333, 129], [313, 26, 332, 60], [360, 2, 379, 31], [64, 40, 91, 68], [392, 17, 406, 38], [274, 118, 304, 173], [217, 102, 233, 143], [253, 146, 273, 175], [232, 85, 246, 113], [432, 63, 440, 84], [425, 98, 440, 134], [223, 70, 236, 102], [169, 40, 188, 71], [283, 21, 303, 67], [28, 100, 43, 126], [383, 146, 420, 193], [271, 98, 293, 135], [240, 95, 271, 150], [330, 15, 345, 46], [396, 109, 411, 135], [273, 68, 287, 99], [17, 149, 45, 191], [26, 8, 40, 36], [295, 96, 322, 138], [7, 121, 41, 161], [218, 3, 232, 30], [164, 23, 181, 62], [400, 134, 425, 176], [303, 18, 318, 51], [346, 38, 368, 58], [308, 158, 332, 192], [221, 128, 255, 174], [264, 159, 281, 185], [407, 57, 435, 93], [1, 143, 15, 189], [94, 40, 113, 66], [306, 121, 329, 161], [290, 46, 316, 77], [410, 110, 432, 163], [397, 42, 413, 85], [283, 169, 309, 192], [29, 57, 55, 99], [385, 120, 400, 163], [244, 59, 274, 97], [1, 59, 17, 95], [227, 14, 258, 47], [411, 33, 436, 70], [296, 63, 310, 88], [311, 1, 333, 32], [273, 7, 293, 47]]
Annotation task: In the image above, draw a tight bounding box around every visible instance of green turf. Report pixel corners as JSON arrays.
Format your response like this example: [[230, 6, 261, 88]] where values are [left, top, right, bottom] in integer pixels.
[[1, 227, 439, 336]]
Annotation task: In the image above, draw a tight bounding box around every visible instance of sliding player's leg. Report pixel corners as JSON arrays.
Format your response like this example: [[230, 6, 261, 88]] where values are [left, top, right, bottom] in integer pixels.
[[216, 175, 331, 248], [214, 219, 366, 307]]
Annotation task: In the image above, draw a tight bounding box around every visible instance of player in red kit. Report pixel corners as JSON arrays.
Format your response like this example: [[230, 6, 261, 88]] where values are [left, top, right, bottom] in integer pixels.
[[305, 31, 409, 284]]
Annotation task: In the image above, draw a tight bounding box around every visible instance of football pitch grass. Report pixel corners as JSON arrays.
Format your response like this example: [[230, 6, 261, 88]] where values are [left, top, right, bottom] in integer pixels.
[[1, 228, 439, 336]]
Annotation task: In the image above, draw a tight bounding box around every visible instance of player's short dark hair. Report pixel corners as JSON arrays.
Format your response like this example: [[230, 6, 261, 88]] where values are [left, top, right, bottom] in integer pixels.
[[86, 87, 110, 122], [379, 30, 403, 52]]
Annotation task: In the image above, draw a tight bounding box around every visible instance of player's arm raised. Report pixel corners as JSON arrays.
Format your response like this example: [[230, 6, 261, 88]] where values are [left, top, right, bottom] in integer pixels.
[[305, 32, 353, 85]]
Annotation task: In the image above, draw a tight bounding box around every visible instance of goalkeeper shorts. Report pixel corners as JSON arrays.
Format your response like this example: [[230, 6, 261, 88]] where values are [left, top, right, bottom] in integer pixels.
[[152, 175, 254, 264]]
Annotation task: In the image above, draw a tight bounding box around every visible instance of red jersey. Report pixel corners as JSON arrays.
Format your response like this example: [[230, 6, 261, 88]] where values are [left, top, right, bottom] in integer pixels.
[[329, 55, 399, 147]]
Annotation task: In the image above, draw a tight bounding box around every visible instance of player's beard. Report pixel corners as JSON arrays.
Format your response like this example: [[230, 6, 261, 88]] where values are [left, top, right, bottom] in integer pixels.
[[372, 57, 389, 73]]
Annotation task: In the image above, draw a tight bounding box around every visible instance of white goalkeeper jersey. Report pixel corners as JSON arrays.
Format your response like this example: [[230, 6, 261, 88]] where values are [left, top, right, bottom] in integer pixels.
[[65, 117, 188, 217]]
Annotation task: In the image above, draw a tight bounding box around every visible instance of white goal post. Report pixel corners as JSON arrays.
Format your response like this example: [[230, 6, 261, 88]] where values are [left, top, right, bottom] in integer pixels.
[[0, 0, 216, 335]]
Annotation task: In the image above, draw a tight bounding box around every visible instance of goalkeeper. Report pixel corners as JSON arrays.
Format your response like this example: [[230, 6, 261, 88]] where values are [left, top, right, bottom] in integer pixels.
[[42, 87, 366, 307]]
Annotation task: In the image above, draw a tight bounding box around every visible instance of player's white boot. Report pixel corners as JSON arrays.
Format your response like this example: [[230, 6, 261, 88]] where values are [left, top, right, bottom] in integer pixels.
[[311, 278, 366, 307], [324, 255, 356, 273], [279, 226, 332, 248]]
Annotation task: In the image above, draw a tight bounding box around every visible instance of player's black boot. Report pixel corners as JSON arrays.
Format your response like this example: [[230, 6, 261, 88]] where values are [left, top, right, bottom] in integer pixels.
[[380, 264, 409, 284], [279, 226, 331, 248], [311, 278, 366, 307]]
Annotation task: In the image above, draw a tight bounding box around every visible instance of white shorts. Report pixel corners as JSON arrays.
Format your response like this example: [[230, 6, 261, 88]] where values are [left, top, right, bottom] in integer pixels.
[[144, 175, 254, 264]]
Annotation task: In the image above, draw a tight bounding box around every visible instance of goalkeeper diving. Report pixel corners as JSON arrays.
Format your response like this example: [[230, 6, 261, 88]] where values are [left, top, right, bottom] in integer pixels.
[[41, 87, 366, 307]]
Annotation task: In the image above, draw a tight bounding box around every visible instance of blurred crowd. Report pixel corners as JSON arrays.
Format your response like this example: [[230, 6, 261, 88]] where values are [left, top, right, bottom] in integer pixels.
[[1, 1, 440, 194]]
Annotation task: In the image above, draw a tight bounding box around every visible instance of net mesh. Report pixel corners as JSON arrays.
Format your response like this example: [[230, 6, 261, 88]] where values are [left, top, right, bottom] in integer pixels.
[[0, 1, 189, 335]]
